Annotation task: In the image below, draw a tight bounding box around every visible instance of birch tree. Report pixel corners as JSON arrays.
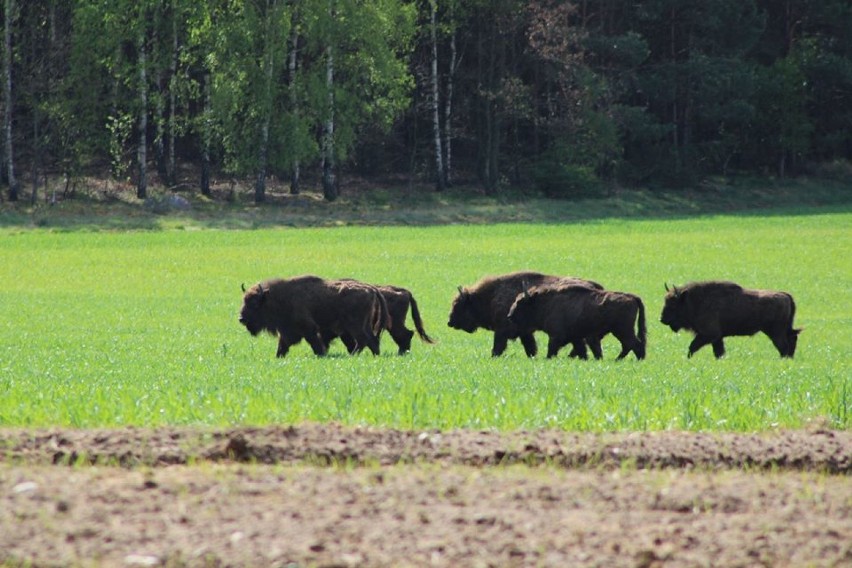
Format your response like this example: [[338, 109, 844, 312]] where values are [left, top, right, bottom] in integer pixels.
[[287, 18, 301, 194], [443, 15, 459, 187], [206, 0, 291, 203], [429, 0, 444, 191], [321, 5, 336, 201], [3, 0, 19, 201], [136, 10, 148, 199]]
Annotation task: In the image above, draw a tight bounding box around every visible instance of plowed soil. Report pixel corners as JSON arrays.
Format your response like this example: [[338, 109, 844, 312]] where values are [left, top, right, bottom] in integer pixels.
[[2, 424, 850, 567]]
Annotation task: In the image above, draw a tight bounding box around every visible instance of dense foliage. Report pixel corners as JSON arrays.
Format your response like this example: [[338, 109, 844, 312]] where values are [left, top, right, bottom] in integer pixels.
[[2, 0, 851, 202]]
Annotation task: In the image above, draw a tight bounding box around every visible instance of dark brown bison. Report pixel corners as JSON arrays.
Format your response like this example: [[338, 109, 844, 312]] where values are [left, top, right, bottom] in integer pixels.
[[239, 275, 390, 357], [660, 281, 801, 358], [507, 283, 647, 360], [447, 271, 603, 357], [323, 283, 435, 355]]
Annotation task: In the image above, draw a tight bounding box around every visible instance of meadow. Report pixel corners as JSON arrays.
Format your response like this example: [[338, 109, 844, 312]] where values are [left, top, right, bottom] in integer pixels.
[[1, 211, 849, 431]]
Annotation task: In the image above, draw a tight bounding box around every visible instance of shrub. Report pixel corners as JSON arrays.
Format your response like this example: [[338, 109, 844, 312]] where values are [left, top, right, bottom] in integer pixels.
[[531, 149, 602, 199]]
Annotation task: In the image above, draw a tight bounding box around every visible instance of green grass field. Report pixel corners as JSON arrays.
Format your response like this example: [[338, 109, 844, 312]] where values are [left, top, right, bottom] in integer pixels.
[[1, 212, 849, 431]]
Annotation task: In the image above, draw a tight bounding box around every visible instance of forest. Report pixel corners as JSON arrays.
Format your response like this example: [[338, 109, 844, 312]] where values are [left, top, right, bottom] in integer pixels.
[[1, 0, 851, 204]]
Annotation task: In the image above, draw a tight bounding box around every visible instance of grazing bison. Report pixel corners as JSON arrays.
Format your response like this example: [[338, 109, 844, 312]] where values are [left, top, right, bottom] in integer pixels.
[[507, 283, 647, 360], [660, 281, 801, 359], [323, 283, 436, 355], [239, 275, 389, 358], [448, 271, 603, 358]]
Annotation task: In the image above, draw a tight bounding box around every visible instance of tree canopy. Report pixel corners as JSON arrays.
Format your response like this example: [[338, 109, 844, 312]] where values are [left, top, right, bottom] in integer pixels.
[[2, 0, 850, 202]]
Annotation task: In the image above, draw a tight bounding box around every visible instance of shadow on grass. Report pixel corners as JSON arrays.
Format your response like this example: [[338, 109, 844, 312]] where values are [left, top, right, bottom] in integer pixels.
[[1, 177, 850, 232]]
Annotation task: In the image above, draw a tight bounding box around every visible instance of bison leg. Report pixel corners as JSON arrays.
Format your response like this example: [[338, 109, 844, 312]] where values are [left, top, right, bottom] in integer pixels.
[[320, 329, 337, 350], [712, 339, 726, 359], [320, 329, 357, 354], [616, 337, 642, 360], [276, 332, 302, 358], [365, 333, 382, 356], [491, 332, 511, 357], [339, 334, 359, 354], [351, 327, 381, 356], [305, 331, 328, 357], [546, 335, 570, 358], [567, 341, 588, 360], [519, 334, 538, 358], [687, 335, 716, 358], [390, 326, 415, 355], [587, 336, 604, 360]]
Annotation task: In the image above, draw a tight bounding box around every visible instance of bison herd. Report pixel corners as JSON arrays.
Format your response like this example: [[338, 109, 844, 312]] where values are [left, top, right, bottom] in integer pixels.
[[239, 271, 801, 360]]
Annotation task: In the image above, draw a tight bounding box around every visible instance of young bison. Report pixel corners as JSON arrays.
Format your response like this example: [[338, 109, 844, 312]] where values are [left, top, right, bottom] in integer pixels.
[[323, 283, 435, 355], [448, 271, 603, 358], [507, 283, 647, 360]]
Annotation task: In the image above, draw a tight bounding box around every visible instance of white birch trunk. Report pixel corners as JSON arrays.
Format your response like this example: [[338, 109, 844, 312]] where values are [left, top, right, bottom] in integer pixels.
[[137, 24, 148, 199], [167, 7, 177, 186], [430, 0, 445, 191], [322, 40, 336, 201], [3, 0, 18, 201], [288, 24, 300, 195], [254, 1, 275, 203], [444, 28, 457, 188], [200, 71, 211, 196], [254, 0, 275, 203]]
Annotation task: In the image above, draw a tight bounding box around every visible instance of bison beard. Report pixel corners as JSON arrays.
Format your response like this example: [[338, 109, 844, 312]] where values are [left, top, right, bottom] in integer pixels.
[[447, 271, 604, 358], [660, 281, 801, 359], [239, 276, 390, 358], [507, 284, 647, 361], [322, 283, 435, 355]]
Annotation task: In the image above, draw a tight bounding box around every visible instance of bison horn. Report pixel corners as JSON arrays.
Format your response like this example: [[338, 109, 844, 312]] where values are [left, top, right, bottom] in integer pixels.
[[457, 286, 464, 296], [241, 283, 247, 293]]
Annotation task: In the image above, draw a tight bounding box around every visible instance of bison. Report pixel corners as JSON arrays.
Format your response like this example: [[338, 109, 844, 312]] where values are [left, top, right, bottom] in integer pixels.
[[660, 280, 801, 358], [507, 283, 647, 360], [239, 275, 390, 357], [447, 271, 603, 358], [322, 283, 435, 355]]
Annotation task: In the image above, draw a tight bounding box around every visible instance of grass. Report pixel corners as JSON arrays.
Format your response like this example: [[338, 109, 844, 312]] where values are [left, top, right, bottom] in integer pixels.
[[0, 206, 850, 431]]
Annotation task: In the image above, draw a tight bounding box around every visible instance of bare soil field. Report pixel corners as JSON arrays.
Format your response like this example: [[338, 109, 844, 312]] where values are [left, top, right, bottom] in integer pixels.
[[1, 424, 850, 567]]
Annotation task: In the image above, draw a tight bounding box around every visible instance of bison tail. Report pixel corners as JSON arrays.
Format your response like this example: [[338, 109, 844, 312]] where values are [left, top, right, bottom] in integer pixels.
[[635, 295, 647, 349], [409, 296, 436, 344]]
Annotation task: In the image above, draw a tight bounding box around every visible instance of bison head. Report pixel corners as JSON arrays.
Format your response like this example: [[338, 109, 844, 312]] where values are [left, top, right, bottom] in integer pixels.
[[660, 284, 686, 332], [239, 284, 269, 336], [786, 328, 802, 357], [448, 286, 478, 333]]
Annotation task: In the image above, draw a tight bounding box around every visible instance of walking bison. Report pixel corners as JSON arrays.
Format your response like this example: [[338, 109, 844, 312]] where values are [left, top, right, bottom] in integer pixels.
[[448, 271, 603, 358], [323, 283, 435, 355], [239, 276, 390, 357], [507, 283, 647, 360], [660, 281, 801, 358]]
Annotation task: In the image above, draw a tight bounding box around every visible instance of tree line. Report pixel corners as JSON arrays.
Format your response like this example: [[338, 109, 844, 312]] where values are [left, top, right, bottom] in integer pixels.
[[2, 0, 851, 204]]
